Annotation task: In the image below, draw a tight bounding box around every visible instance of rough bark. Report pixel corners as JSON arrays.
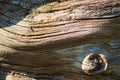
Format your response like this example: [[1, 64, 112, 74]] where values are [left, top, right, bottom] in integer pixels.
[[0, 0, 120, 80]]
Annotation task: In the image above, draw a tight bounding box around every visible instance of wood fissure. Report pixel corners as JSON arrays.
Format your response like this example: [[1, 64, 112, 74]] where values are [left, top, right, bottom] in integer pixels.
[[0, 0, 120, 80]]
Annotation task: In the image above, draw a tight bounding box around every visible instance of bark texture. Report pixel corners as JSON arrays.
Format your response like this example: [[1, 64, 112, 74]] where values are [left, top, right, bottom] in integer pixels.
[[0, 0, 120, 80]]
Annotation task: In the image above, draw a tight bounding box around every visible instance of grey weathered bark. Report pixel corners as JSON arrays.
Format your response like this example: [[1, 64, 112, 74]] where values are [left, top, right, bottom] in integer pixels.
[[0, 0, 120, 80]]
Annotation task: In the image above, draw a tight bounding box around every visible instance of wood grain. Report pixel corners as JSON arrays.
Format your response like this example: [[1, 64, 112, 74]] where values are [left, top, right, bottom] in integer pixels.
[[0, 0, 120, 80]]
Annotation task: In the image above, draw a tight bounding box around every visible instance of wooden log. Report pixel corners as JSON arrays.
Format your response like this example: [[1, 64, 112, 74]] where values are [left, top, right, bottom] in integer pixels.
[[0, 0, 120, 80]]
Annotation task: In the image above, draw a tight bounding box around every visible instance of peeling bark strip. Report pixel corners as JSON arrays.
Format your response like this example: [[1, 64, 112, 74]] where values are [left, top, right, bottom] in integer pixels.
[[0, 0, 120, 80]]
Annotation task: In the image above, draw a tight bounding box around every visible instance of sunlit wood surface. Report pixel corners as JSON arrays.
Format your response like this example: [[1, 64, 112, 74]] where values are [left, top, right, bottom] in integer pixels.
[[0, 0, 120, 80]]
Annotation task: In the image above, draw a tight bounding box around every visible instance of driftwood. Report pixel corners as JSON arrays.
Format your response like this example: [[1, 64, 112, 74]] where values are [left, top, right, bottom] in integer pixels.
[[0, 0, 120, 80]]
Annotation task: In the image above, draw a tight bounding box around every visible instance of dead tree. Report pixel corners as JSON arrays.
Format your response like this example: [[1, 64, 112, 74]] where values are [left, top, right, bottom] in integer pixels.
[[0, 0, 120, 80]]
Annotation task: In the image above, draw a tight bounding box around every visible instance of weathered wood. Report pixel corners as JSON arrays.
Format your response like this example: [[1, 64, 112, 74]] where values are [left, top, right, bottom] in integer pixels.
[[0, 0, 120, 80]]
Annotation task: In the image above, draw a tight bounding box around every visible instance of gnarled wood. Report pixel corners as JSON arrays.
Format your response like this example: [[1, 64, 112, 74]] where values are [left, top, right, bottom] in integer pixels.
[[0, 0, 120, 80]]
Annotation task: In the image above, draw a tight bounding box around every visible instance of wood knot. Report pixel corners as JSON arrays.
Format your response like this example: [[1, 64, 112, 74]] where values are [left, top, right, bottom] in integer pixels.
[[82, 53, 108, 75]]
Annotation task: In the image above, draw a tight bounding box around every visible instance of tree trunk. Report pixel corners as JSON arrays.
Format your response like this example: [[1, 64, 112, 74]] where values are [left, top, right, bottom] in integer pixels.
[[0, 0, 120, 80]]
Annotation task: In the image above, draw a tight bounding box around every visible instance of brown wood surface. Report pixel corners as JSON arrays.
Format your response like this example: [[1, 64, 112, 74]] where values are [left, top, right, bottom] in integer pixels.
[[0, 0, 120, 80]]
